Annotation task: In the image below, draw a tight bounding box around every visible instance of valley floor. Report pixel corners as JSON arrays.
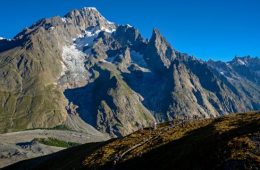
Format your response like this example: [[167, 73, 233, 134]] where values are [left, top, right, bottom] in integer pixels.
[[0, 129, 109, 168]]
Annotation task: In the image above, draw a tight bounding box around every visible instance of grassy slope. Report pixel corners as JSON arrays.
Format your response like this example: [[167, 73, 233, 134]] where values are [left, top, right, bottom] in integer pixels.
[[4, 112, 260, 170], [0, 29, 67, 133]]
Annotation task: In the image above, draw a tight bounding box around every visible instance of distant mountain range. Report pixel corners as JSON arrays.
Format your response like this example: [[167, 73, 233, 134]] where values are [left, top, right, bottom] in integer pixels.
[[0, 7, 259, 137]]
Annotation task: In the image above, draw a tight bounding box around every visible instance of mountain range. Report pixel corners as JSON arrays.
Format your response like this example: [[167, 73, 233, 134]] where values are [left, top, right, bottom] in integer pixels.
[[0, 7, 259, 137]]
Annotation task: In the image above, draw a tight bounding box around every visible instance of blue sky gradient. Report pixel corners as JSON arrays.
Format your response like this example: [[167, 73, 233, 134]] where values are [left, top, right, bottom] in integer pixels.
[[0, 0, 259, 61]]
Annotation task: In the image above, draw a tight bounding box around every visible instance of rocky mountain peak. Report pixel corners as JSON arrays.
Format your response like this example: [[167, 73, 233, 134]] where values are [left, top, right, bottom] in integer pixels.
[[144, 28, 176, 73], [113, 25, 143, 46], [65, 7, 102, 21], [151, 28, 161, 38], [229, 56, 260, 68], [64, 7, 116, 33], [230, 56, 248, 66], [12, 7, 116, 44]]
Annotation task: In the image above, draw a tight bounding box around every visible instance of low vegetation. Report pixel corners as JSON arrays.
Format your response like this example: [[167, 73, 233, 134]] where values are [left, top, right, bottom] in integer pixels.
[[51, 125, 72, 131], [34, 137, 80, 148]]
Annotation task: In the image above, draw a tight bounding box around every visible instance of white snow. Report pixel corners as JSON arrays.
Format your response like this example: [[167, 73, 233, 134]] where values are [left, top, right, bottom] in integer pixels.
[[220, 71, 224, 75], [60, 44, 91, 83], [126, 24, 133, 28], [59, 12, 117, 85], [100, 59, 111, 63], [61, 45, 85, 74], [49, 26, 55, 31], [61, 17, 67, 23], [100, 26, 116, 33], [60, 23, 116, 82], [237, 59, 246, 65], [99, 24, 116, 33], [226, 63, 233, 69], [74, 28, 101, 52], [105, 50, 150, 72], [74, 25, 115, 53], [107, 21, 115, 25], [132, 64, 151, 72], [0, 37, 11, 41], [83, 7, 98, 11]]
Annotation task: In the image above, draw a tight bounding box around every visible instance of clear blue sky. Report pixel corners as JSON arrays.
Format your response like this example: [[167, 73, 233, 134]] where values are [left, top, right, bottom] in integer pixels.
[[0, 0, 259, 61]]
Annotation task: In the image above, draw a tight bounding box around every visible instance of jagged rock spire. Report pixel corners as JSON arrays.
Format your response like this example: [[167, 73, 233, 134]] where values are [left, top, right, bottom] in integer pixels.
[[144, 28, 176, 73]]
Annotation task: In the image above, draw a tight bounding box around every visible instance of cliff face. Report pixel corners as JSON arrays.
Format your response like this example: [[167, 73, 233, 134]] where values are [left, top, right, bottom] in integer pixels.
[[0, 7, 259, 136]]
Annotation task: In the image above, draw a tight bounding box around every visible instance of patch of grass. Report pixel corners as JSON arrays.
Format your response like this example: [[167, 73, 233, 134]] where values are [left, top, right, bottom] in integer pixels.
[[35, 137, 80, 148], [51, 125, 72, 131]]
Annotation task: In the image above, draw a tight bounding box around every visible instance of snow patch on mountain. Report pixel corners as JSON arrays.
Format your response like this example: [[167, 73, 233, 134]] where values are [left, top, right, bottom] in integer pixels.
[[83, 7, 98, 11], [126, 24, 133, 28], [61, 17, 67, 23], [59, 24, 116, 88], [74, 29, 100, 51], [105, 50, 150, 72], [0, 37, 12, 41], [49, 26, 55, 31], [75, 25, 115, 53], [131, 64, 151, 72], [236, 59, 246, 65], [61, 45, 86, 76], [100, 59, 111, 64], [59, 44, 91, 88], [107, 20, 115, 25]]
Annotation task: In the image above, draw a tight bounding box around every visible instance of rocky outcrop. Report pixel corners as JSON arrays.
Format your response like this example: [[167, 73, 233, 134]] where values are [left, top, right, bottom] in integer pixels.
[[64, 66, 155, 137], [144, 29, 176, 73]]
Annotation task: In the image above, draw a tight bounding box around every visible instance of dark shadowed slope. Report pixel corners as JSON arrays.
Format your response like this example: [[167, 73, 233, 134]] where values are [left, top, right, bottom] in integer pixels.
[[5, 111, 260, 170]]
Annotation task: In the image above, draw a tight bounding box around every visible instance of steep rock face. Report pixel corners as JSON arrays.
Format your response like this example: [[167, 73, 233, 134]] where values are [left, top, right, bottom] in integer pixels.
[[167, 56, 240, 119], [228, 56, 260, 85], [64, 7, 116, 34], [125, 50, 253, 121], [113, 25, 145, 50], [0, 7, 259, 137], [111, 47, 132, 72], [207, 57, 260, 110], [144, 29, 176, 73], [208, 56, 260, 86], [64, 66, 155, 137]]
